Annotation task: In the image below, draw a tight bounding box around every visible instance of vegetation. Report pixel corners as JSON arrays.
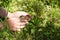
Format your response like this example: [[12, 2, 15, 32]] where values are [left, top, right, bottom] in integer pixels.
[[0, 0, 60, 40]]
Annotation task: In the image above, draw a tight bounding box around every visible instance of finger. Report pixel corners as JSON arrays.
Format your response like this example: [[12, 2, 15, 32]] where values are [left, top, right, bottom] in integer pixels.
[[13, 11, 29, 18], [7, 12, 13, 18]]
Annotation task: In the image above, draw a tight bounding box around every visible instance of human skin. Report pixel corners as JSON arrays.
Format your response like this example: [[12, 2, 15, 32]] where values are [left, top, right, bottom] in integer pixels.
[[7, 11, 32, 31], [0, 7, 32, 31]]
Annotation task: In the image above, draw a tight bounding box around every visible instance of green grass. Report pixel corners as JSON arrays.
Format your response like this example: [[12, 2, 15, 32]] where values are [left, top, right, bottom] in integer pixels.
[[0, 0, 60, 40]]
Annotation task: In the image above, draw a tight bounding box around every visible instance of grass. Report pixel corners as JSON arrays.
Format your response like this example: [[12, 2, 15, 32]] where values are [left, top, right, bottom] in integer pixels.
[[0, 0, 60, 40]]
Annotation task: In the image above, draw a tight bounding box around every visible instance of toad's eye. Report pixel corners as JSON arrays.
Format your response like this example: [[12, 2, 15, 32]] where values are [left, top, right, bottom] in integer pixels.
[[20, 16, 30, 20], [25, 15, 33, 21], [19, 16, 25, 21], [24, 16, 30, 21], [20, 16, 24, 19], [20, 16, 23, 18]]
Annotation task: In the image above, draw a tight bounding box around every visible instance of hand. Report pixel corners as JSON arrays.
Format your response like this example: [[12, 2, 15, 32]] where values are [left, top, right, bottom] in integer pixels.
[[7, 11, 32, 31]]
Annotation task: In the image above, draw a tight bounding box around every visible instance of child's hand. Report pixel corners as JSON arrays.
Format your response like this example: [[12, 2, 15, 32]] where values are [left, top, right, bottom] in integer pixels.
[[7, 11, 32, 31]]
